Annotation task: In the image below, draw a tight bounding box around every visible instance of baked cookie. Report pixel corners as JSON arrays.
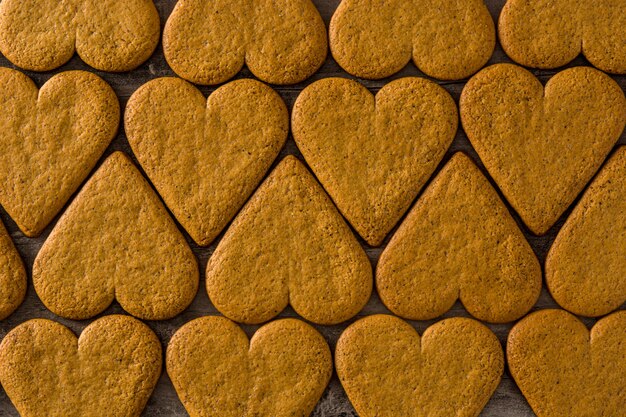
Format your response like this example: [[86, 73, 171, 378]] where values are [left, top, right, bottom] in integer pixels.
[[461, 64, 626, 235], [499, 0, 626, 74], [125, 77, 288, 246], [33, 152, 199, 320], [163, 0, 327, 85], [377, 152, 541, 323], [508, 309, 626, 417], [167, 316, 332, 417], [205, 156, 372, 325], [0, 68, 119, 237], [329, 0, 495, 80], [292, 77, 457, 246], [335, 315, 504, 417], [0, 220, 26, 320], [0, 314, 162, 417], [546, 147, 626, 317], [0, 0, 160, 72]]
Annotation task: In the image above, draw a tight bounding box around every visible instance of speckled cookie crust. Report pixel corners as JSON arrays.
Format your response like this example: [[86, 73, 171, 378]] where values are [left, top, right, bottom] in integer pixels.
[[377, 152, 541, 323], [0, 68, 119, 237], [167, 316, 332, 417], [335, 314, 504, 417], [125, 77, 288, 246], [33, 152, 199, 321], [460, 64, 626, 235], [292, 77, 457, 246], [0, 0, 160, 72], [163, 0, 327, 85], [205, 156, 372, 325], [0, 220, 26, 320], [0, 314, 162, 417]]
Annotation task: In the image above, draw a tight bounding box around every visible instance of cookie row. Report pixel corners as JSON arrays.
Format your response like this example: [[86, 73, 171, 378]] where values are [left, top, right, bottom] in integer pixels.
[[0, 0, 624, 81]]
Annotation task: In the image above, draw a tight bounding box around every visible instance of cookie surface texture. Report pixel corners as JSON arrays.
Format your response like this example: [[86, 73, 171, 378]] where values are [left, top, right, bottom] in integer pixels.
[[0, 0, 160, 72], [163, 0, 327, 85], [546, 147, 626, 317], [335, 314, 504, 417], [125, 77, 288, 246], [0, 68, 119, 237], [167, 316, 332, 417], [377, 152, 541, 323], [0, 315, 162, 417], [206, 156, 372, 325], [33, 152, 199, 320], [292, 77, 457, 246], [499, 0, 626, 74], [0, 220, 26, 320], [329, 0, 495, 80], [461, 64, 626, 234], [508, 309, 626, 417]]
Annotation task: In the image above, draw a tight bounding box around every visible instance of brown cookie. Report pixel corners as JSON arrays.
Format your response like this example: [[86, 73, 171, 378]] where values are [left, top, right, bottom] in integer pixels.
[[499, 0, 626, 74], [460, 64, 626, 235], [0, 0, 160, 72], [33, 152, 199, 320], [377, 152, 541, 323], [125, 77, 288, 246], [329, 0, 495, 80], [546, 147, 626, 317], [206, 156, 372, 325], [0, 68, 119, 237], [508, 309, 626, 417], [292, 77, 457, 246], [167, 316, 332, 417], [163, 0, 327, 85], [0, 220, 26, 320], [335, 314, 504, 417], [0, 314, 162, 417]]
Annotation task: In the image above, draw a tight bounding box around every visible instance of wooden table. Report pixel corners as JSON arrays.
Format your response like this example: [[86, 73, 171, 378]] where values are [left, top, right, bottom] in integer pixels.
[[0, 0, 624, 416]]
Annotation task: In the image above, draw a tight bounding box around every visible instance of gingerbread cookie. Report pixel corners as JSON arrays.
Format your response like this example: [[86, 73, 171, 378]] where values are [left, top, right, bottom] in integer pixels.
[[499, 0, 626, 74], [167, 316, 332, 417], [508, 309, 626, 417], [33, 152, 199, 320], [329, 0, 495, 80], [125, 77, 288, 246], [0, 220, 26, 320], [546, 147, 626, 317], [0, 0, 160, 72], [377, 153, 541, 323], [163, 0, 327, 85], [461, 64, 626, 235], [336, 315, 504, 417], [0, 68, 119, 237], [292, 77, 457, 246], [206, 156, 372, 325], [0, 314, 162, 417]]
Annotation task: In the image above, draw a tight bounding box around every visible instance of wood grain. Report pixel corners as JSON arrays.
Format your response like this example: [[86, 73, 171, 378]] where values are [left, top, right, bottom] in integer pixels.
[[0, 0, 624, 416]]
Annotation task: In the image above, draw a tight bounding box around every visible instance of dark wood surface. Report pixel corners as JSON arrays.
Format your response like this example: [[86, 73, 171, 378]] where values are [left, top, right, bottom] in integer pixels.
[[0, 0, 624, 416]]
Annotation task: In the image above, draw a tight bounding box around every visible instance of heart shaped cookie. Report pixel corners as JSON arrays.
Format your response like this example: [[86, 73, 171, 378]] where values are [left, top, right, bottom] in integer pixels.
[[336, 314, 504, 417], [460, 64, 626, 235], [499, 0, 626, 74], [377, 152, 541, 323], [125, 77, 288, 246], [163, 0, 327, 85], [0, 219, 26, 320], [33, 152, 199, 320], [508, 309, 626, 417], [292, 77, 457, 246], [0, 314, 162, 417], [546, 147, 626, 317], [0, 68, 119, 237], [167, 316, 332, 417], [205, 156, 372, 325], [0, 0, 160, 72], [329, 0, 495, 80]]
